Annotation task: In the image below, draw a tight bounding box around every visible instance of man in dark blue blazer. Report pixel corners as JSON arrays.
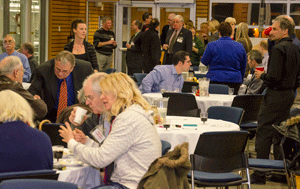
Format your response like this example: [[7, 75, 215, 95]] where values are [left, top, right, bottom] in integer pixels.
[[28, 51, 93, 122], [162, 15, 192, 65]]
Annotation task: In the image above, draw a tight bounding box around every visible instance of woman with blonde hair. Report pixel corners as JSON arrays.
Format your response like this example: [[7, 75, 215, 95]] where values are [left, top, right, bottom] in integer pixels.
[[236, 22, 253, 77], [59, 72, 161, 189], [0, 90, 53, 173], [208, 19, 220, 42], [225, 17, 236, 39]]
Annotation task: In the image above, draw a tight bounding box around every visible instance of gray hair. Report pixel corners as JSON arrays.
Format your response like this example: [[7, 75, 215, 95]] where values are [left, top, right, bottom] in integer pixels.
[[276, 15, 296, 34], [273, 16, 294, 36], [0, 56, 22, 75], [82, 72, 108, 96], [248, 50, 262, 64], [102, 16, 111, 24], [0, 90, 35, 128], [55, 51, 75, 66], [21, 42, 34, 55], [174, 15, 184, 23]]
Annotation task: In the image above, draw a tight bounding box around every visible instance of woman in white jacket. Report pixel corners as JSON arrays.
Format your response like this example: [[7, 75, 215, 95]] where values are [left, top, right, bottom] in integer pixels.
[[59, 72, 161, 189]]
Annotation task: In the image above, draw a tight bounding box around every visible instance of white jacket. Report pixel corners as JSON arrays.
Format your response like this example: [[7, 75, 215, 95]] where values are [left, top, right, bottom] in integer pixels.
[[68, 104, 162, 189]]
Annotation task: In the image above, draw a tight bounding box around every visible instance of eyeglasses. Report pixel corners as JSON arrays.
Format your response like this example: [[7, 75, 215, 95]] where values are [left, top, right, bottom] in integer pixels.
[[4, 40, 15, 44], [84, 95, 95, 101], [55, 66, 72, 74]]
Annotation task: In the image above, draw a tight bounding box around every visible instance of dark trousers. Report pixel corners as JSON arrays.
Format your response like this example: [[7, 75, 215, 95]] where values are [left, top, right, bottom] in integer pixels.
[[209, 81, 241, 95], [164, 53, 173, 65], [255, 88, 295, 160], [127, 67, 143, 76]]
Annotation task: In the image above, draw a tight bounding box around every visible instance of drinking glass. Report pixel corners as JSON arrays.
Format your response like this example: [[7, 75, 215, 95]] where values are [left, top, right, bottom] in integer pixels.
[[228, 88, 234, 95], [192, 86, 198, 95], [200, 112, 208, 124], [53, 145, 64, 162]]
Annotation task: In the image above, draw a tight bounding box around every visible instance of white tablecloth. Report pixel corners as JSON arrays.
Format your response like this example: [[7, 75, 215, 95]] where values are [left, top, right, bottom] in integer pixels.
[[57, 158, 101, 189], [157, 116, 240, 154], [142, 93, 235, 112]]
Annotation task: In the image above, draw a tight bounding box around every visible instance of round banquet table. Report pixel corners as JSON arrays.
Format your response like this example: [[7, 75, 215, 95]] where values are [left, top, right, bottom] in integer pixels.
[[142, 93, 235, 112], [157, 116, 240, 154]]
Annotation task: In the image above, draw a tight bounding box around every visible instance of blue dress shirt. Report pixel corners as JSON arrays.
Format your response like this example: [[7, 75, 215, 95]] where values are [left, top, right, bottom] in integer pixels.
[[55, 73, 75, 109], [139, 65, 184, 93], [201, 37, 247, 84], [0, 51, 31, 82]]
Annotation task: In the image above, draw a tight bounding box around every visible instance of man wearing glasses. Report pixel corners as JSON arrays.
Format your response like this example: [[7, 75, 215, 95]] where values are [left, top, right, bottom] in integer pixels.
[[0, 35, 31, 82], [28, 51, 93, 122]]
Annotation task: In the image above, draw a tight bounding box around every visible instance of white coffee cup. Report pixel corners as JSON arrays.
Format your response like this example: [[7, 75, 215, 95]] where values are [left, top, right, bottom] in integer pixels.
[[111, 38, 114, 41], [74, 107, 88, 124]]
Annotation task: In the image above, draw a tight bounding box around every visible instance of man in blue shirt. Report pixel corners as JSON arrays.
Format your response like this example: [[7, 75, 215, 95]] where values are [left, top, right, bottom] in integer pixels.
[[0, 35, 31, 82], [139, 51, 191, 93]]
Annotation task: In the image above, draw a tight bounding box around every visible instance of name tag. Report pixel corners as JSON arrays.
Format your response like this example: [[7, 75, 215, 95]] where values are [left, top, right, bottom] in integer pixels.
[[177, 38, 183, 43], [193, 42, 196, 46], [130, 41, 134, 45], [90, 125, 105, 144]]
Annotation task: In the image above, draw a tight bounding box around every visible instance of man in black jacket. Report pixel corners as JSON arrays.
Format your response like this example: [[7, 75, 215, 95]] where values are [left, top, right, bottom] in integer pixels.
[[126, 20, 143, 75], [160, 13, 176, 45], [162, 15, 192, 65], [28, 51, 93, 122], [251, 16, 300, 184]]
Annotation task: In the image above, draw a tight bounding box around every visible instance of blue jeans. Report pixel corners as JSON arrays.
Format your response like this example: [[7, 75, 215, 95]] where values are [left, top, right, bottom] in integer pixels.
[[91, 182, 129, 189]]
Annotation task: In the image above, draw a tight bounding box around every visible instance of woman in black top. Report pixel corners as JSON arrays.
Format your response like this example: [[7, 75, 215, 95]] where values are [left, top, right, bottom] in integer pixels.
[[141, 18, 161, 73], [64, 19, 99, 71]]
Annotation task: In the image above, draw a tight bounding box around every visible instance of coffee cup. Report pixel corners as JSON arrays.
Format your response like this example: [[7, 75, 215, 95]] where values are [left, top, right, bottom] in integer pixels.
[[74, 107, 88, 124]]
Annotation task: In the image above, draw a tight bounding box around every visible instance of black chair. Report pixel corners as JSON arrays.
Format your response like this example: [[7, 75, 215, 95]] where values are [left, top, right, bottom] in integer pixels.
[[189, 131, 250, 189], [162, 93, 200, 117], [161, 140, 171, 156], [182, 81, 198, 93], [39, 120, 67, 148], [0, 179, 77, 189], [207, 106, 244, 126], [0, 170, 59, 183], [133, 73, 147, 87], [231, 94, 264, 131], [209, 84, 229, 94], [105, 68, 116, 74]]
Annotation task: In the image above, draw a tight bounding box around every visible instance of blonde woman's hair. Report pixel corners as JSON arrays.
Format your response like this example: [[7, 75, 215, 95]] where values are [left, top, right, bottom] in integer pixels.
[[225, 17, 236, 25], [208, 19, 219, 33], [236, 22, 252, 52], [99, 72, 152, 120], [0, 90, 35, 127]]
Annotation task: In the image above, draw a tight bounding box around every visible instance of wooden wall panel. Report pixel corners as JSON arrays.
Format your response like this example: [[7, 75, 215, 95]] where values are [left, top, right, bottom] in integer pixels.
[[195, 0, 209, 30], [48, 0, 114, 59]]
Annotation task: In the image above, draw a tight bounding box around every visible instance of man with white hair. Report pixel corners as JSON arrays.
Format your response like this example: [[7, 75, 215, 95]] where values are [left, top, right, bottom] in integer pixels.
[[0, 56, 47, 120], [0, 35, 31, 82], [163, 15, 192, 65]]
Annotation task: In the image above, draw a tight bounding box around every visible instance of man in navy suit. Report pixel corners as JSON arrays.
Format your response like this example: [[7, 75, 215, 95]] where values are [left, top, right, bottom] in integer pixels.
[[28, 51, 93, 122], [160, 13, 176, 45], [162, 15, 192, 65]]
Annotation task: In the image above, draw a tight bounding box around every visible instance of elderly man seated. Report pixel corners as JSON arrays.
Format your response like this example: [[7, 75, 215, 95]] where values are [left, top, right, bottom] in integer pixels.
[[139, 51, 191, 93], [0, 56, 47, 120], [244, 50, 263, 94]]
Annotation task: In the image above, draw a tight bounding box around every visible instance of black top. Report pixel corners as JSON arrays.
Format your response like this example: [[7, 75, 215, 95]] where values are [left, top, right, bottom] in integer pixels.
[[74, 53, 88, 61], [260, 37, 300, 90], [93, 28, 116, 55], [64, 40, 99, 71]]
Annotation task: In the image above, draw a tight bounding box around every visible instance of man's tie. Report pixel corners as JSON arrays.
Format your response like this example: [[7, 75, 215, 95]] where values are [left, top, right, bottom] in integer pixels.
[[168, 30, 178, 53], [57, 79, 68, 118]]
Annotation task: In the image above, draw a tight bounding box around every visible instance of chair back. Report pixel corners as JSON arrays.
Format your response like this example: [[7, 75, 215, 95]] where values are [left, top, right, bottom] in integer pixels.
[[133, 73, 147, 87], [182, 81, 198, 93], [231, 94, 264, 123], [105, 68, 116, 74], [194, 73, 206, 79], [209, 84, 229, 94], [192, 131, 249, 173], [39, 120, 67, 148], [162, 93, 200, 117], [0, 179, 77, 189], [207, 106, 244, 125], [0, 170, 58, 183], [161, 140, 171, 156]]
